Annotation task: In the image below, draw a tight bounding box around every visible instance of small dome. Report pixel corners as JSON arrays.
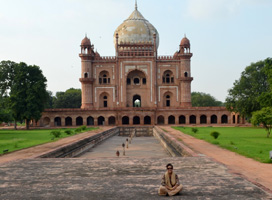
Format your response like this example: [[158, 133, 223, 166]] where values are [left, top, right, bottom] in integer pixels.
[[81, 36, 91, 46], [180, 36, 190, 48], [114, 3, 159, 49]]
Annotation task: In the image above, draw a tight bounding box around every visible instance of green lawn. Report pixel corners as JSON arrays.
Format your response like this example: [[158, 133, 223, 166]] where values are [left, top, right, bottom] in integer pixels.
[[173, 127, 272, 163], [0, 127, 98, 155]]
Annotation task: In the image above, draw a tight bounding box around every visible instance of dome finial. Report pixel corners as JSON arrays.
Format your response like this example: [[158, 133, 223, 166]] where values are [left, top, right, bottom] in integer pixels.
[[135, 0, 138, 10]]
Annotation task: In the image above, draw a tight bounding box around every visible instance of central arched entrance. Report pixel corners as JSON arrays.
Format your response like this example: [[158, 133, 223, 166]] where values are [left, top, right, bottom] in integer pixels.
[[133, 95, 141, 107], [126, 69, 147, 107]]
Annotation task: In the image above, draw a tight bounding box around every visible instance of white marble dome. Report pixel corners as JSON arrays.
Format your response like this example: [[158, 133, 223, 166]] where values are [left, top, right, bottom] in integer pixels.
[[114, 4, 159, 49]]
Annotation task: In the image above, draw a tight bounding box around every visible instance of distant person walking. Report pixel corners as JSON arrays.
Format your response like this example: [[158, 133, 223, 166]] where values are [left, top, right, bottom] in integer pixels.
[[126, 138, 129, 148], [158, 163, 183, 196]]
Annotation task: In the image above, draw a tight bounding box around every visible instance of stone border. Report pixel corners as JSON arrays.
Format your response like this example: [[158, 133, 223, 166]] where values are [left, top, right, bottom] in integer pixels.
[[38, 128, 119, 158], [153, 126, 199, 157]]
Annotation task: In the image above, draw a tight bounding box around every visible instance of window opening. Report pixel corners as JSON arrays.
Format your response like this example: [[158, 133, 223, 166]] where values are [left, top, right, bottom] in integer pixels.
[[142, 78, 146, 84], [127, 78, 131, 85], [166, 74, 170, 83], [134, 78, 140, 85], [166, 95, 171, 107]]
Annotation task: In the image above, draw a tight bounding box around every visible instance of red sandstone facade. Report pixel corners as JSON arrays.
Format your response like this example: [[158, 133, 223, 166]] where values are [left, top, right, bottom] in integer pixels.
[[38, 4, 244, 127]]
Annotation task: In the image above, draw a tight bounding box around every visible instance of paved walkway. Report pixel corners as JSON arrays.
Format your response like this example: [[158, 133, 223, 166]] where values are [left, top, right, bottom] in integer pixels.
[[0, 126, 113, 164], [160, 126, 272, 193]]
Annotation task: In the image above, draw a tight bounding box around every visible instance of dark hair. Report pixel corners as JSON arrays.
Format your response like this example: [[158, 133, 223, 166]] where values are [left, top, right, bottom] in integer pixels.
[[166, 163, 173, 169]]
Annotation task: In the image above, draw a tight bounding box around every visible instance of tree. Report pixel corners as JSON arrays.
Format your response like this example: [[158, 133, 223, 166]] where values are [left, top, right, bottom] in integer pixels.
[[0, 61, 48, 129], [0, 95, 12, 123], [225, 58, 272, 118], [258, 58, 272, 108], [191, 92, 223, 107], [53, 88, 81, 108], [45, 90, 54, 109], [251, 107, 272, 138]]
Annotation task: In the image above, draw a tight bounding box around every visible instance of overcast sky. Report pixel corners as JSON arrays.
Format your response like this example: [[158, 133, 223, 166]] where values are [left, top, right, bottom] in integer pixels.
[[0, 0, 271, 102]]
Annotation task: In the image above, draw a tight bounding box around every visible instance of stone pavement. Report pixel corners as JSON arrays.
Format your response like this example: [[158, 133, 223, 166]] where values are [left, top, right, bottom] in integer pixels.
[[0, 157, 271, 200], [160, 126, 272, 194]]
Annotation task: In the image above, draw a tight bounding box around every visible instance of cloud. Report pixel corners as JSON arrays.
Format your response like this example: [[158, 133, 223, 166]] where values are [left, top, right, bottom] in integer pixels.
[[186, 0, 243, 20]]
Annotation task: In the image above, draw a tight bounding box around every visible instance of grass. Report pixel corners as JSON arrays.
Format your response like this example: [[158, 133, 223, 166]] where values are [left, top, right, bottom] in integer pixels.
[[173, 127, 272, 163], [0, 127, 99, 155]]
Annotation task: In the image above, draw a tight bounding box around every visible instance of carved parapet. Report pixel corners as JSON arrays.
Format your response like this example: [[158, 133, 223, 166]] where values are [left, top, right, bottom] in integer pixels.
[[96, 56, 116, 61], [157, 55, 174, 60]]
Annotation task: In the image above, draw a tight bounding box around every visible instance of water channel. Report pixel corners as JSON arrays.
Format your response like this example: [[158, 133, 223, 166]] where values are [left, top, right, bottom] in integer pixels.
[[79, 135, 170, 158], [39, 127, 184, 158]]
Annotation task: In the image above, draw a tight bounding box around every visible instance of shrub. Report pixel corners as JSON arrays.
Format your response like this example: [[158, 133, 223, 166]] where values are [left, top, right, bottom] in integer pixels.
[[75, 127, 82, 133], [80, 125, 87, 131], [192, 128, 198, 134], [50, 130, 61, 138], [64, 129, 73, 135], [210, 131, 220, 139]]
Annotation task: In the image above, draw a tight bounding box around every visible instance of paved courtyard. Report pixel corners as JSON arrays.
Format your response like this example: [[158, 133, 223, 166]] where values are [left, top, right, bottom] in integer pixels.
[[0, 127, 271, 199], [0, 157, 271, 200]]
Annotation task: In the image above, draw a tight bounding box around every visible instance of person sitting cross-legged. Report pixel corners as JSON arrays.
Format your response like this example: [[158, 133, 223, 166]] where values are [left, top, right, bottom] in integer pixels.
[[158, 163, 183, 196]]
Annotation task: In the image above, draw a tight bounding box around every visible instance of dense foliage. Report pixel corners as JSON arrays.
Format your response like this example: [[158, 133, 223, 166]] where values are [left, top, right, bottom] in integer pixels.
[[0, 61, 48, 129], [251, 107, 272, 138], [225, 58, 272, 137], [225, 58, 272, 118], [46, 88, 81, 109], [191, 92, 223, 107]]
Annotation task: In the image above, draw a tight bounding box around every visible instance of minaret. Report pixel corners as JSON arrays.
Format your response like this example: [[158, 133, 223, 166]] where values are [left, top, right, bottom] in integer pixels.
[[79, 35, 94, 109], [178, 35, 193, 107]]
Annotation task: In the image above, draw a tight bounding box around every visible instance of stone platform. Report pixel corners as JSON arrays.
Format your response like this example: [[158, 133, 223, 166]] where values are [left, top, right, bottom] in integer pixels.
[[0, 157, 271, 200]]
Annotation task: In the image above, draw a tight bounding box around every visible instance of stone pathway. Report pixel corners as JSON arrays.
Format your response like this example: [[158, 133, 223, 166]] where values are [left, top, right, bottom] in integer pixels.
[[160, 126, 272, 193]]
